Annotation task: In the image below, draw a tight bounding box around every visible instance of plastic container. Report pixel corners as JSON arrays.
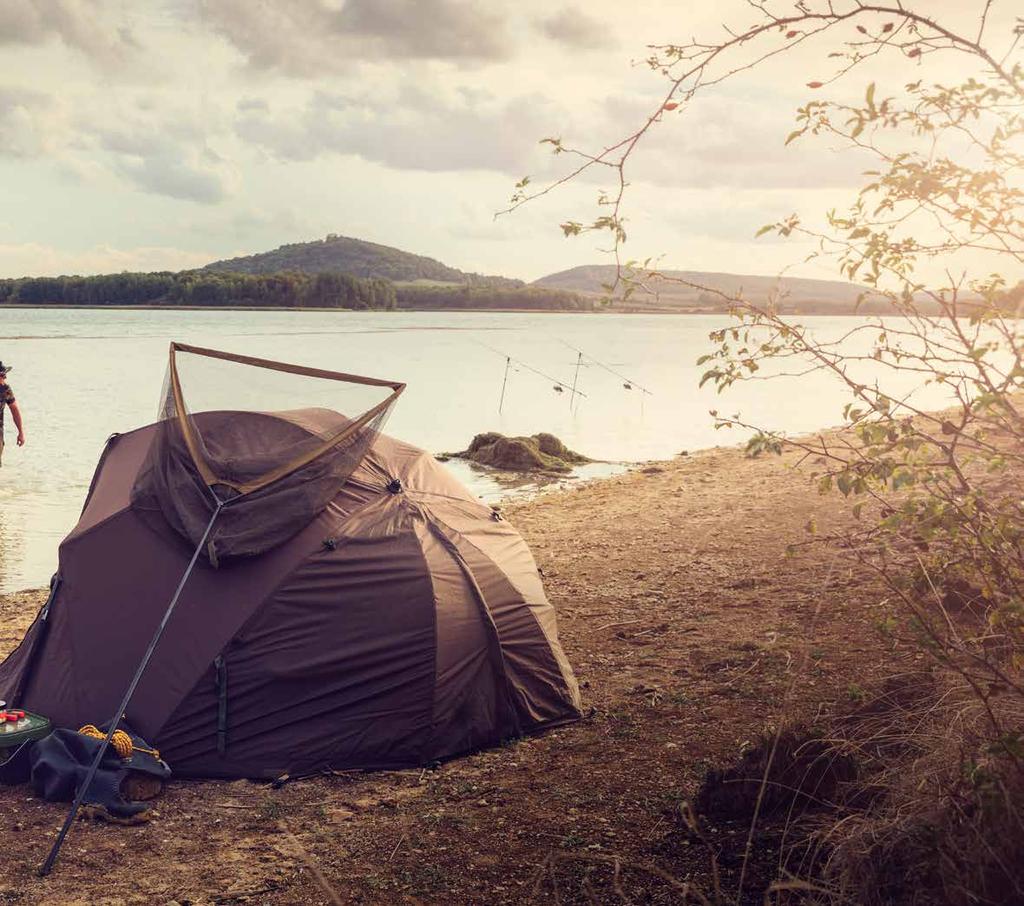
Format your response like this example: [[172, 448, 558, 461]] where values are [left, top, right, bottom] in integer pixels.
[[0, 711, 51, 747]]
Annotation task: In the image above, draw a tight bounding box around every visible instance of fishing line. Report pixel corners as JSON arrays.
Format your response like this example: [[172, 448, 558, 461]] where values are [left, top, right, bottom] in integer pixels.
[[475, 341, 587, 405], [559, 340, 653, 396]]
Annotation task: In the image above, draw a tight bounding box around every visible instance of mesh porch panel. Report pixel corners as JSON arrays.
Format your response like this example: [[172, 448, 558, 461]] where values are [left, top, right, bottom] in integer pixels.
[[131, 342, 404, 564]]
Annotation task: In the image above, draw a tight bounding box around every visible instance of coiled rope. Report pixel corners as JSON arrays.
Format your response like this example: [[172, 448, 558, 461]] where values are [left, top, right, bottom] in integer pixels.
[[78, 724, 160, 761]]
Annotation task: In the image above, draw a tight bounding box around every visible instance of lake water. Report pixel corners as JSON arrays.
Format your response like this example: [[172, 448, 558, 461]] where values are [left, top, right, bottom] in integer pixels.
[[0, 308, 959, 593]]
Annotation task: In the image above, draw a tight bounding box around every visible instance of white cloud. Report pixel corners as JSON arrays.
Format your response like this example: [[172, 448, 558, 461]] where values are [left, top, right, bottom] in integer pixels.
[[235, 86, 562, 175], [85, 103, 238, 203], [599, 91, 872, 191], [113, 152, 230, 204], [0, 89, 62, 158], [0, 242, 215, 277]]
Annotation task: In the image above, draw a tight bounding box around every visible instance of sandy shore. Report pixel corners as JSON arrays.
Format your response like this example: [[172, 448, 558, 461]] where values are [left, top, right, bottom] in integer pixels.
[[0, 441, 898, 904]]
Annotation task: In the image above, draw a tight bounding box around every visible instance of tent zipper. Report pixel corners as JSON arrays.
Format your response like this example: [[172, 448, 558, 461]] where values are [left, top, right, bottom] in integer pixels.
[[214, 655, 228, 755]]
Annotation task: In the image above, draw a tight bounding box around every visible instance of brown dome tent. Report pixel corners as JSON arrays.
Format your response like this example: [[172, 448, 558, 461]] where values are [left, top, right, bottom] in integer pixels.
[[0, 344, 581, 781]]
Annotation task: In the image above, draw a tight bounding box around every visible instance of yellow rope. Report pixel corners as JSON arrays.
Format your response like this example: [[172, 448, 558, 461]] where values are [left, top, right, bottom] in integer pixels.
[[78, 724, 160, 761]]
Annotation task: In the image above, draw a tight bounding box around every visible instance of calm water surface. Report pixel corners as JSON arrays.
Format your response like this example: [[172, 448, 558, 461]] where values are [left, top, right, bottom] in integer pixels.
[[0, 309, 957, 592]]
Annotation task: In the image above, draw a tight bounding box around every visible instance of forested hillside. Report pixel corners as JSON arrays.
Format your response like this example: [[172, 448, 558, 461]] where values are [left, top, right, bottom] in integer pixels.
[[204, 234, 522, 288]]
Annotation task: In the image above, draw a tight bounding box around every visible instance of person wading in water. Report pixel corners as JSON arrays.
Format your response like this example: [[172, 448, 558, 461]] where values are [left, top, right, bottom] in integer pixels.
[[0, 361, 25, 467]]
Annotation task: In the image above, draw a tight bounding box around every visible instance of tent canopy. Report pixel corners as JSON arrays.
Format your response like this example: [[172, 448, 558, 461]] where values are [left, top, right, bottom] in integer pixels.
[[0, 346, 580, 778]]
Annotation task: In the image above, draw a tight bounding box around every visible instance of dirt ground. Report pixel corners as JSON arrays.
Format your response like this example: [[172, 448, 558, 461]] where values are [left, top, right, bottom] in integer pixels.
[[0, 441, 903, 904]]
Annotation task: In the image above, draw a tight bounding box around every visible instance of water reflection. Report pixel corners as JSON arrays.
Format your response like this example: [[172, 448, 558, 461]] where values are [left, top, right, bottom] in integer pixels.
[[0, 488, 25, 591]]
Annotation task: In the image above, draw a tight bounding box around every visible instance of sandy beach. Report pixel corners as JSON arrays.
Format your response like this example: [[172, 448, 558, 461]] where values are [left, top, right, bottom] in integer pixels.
[[0, 440, 900, 904]]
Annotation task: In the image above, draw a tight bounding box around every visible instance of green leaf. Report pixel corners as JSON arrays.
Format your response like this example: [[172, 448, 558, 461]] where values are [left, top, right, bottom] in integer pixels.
[[892, 472, 915, 491]]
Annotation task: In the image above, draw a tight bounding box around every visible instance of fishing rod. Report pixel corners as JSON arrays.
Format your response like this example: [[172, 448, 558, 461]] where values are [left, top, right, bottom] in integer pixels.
[[477, 342, 588, 404], [40, 499, 225, 877], [498, 356, 511, 413], [568, 351, 582, 412], [559, 340, 653, 396]]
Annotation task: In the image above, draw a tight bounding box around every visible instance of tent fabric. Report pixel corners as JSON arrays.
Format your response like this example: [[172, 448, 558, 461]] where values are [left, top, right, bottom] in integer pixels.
[[132, 343, 405, 564], [0, 409, 581, 779]]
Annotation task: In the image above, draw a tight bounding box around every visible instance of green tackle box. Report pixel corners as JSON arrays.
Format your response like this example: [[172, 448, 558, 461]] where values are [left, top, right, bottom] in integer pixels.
[[0, 712, 52, 752]]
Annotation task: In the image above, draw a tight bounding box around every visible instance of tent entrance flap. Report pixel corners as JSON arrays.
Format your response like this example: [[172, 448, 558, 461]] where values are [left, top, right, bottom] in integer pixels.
[[131, 342, 405, 564]]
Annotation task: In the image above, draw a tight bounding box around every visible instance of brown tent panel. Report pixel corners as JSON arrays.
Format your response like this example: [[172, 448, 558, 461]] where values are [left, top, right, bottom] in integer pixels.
[[0, 408, 581, 779]]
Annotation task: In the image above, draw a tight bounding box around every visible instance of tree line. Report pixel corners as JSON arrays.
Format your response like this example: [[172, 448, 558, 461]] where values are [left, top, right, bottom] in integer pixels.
[[0, 269, 593, 311], [395, 284, 592, 311], [0, 270, 398, 309]]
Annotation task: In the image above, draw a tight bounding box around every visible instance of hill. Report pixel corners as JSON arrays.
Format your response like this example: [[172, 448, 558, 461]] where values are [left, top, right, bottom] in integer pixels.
[[204, 234, 523, 289], [534, 264, 882, 314]]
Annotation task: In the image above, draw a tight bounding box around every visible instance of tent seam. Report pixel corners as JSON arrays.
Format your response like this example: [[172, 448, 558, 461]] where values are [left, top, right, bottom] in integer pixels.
[[420, 508, 578, 710], [409, 511, 442, 759], [421, 514, 524, 739]]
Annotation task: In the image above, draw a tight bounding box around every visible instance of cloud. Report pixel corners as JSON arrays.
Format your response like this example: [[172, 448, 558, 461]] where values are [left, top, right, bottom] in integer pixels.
[[336, 0, 508, 60], [0, 0, 140, 69], [0, 89, 61, 158], [85, 107, 236, 204], [655, 189, 810, 243], [0, 88, 233, 203], [113, 153, 229, 204], [188, 204, 307, 242], [236, 97, 269, 113], [0, 241, 215, 278], [538, 8, 616, 50], [236, 86, 561, 175], [599, 91, 871, 190], [201, 0, 512, 76]]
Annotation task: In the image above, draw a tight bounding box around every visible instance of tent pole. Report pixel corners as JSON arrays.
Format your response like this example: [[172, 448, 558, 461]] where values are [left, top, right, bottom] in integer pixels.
[[39, 500, 224, 878]]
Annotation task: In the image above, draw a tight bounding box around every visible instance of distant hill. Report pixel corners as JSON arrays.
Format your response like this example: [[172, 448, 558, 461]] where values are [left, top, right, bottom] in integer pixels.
[[204, 234, 523, 289], [534, 265, 882, 314]]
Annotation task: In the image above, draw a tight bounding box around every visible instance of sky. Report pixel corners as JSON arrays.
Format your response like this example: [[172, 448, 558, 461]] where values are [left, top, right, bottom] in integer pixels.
[[0, 0, 1018, 283]]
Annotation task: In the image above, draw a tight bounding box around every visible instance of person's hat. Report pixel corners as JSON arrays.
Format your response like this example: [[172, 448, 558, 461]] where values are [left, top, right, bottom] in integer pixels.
[[0, 362, 10, 376]]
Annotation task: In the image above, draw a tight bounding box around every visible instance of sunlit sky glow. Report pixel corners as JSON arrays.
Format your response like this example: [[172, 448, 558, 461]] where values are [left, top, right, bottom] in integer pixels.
[[0, 0, 1018, 284]]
